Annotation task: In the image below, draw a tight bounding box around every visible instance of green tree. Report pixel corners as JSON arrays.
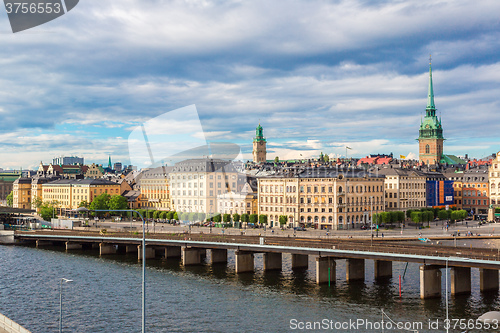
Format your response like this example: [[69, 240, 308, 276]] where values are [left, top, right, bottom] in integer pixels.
[[166, 211, 174, 220], [6, 191, 13, 207], [160, 211, 168, 219], [438, 210, 448, 221], [380, 212, 391, 224], [232, 213, 240, 223], [108, 195, 128, 211], [411, 211, 422, 225], [279, 215, 287, 226], [90, 193, 111, 215], [249, 214, 258, 224], [173, 212, 179, 220], [213, 214, 222, 223], [199, 212, 206, 222], [274, 156, 279, 163], [406, 209, 413, 219], [259, 214, 268, 224], [153, 210, 161, 219], [78, 200, 90, 208], [241, 213, 249, 223], [39, 205, 55, 221], [33, 197, 43, 209], [324, 154, 330, 163], [223, 213, 231, 223], [397, 211, 405, 224]]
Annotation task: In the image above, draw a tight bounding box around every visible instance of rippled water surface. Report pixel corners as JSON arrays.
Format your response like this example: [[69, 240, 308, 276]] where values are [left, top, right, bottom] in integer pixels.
[[0, 244, 499, 332]]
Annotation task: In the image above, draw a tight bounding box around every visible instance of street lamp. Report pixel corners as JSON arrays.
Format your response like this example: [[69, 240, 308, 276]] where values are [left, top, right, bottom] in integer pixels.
[[77, 207, 146, 333], [59, 278, 73, 333]]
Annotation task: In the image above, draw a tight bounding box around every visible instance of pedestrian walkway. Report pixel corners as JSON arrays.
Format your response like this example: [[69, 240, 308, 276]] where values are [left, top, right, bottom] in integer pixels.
[[0, 313, 31, 333]]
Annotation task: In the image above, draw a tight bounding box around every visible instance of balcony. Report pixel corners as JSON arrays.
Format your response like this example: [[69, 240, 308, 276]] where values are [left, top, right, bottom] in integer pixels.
[[337, 192, 345, 196]]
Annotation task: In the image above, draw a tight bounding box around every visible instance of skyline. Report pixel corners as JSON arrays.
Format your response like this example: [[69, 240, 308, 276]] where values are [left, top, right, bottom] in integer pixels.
[[1, 0, 500, 169]]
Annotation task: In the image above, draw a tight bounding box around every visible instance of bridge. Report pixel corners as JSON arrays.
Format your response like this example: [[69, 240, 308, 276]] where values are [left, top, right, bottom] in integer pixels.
[[13, 230, 500, 299]]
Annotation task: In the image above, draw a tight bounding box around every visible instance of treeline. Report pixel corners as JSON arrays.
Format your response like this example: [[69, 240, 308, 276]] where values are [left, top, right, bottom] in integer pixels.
[[372, 208, 468, 226]]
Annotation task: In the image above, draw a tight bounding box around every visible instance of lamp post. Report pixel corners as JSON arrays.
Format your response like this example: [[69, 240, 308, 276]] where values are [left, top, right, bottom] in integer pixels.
[[59, 278, 73, 333], [77, 207, 146, 333], [370, 196, 373, 246]]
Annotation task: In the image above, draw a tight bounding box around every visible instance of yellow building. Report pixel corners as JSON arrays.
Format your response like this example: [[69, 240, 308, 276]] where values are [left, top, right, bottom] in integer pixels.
[[258, 168, 385, 230], [12, 177, 32, 209], [140, 166, 172, 210], [42, 179, 121, 213], [376, 168, 427, 211]]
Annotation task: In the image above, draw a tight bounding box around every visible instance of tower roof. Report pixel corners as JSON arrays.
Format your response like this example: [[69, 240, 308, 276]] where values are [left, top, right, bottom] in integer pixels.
[[426, 58, 436, 112]]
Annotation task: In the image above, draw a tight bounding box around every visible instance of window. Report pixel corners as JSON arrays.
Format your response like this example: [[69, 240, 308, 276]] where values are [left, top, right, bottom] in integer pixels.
[[425, 144, 430, 154]]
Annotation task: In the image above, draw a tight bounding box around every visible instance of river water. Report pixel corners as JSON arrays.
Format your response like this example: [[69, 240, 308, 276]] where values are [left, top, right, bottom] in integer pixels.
[[0, 242, 499, 333]]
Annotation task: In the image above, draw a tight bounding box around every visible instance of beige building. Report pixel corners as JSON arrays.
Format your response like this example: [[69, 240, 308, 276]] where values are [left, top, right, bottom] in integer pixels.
[[489, 152, 500, 207], [140, 166, 172, 210], [258, 168, 385, 230], [170, 159, 240, 216], [375, 168, 427, 211], [217, 182, 258, 216], [85, 163, 105, 179]]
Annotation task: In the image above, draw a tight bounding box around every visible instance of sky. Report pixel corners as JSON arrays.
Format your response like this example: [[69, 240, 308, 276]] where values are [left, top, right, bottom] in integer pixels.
[[1, 0, 500, 170]]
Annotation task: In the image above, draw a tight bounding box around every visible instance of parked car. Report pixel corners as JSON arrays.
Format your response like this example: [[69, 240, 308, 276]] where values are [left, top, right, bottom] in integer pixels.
[[294, 226, 306, 231]]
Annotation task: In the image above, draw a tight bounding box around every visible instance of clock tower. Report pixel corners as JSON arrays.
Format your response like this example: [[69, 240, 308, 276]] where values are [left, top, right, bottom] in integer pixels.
[[418, 59, 444, 165], [253, 123, 267, 163]]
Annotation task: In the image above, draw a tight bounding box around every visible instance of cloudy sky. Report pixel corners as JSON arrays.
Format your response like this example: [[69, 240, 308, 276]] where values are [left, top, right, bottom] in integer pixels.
[[1, 0, 500, 169]]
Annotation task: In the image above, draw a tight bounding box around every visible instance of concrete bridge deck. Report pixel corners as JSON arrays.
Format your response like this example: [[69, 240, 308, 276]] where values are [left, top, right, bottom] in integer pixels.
[[12, 230, 500, 299]]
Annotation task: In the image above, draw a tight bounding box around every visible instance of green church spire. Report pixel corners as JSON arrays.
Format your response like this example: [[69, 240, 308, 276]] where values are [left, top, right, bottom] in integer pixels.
[[108, 155, 112, 169], [426, 55, 436, 116]]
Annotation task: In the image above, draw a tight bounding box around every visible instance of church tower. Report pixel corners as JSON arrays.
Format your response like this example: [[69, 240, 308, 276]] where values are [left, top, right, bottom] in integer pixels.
[[418, 59, 444, 165], [253, 123, 267, 163]]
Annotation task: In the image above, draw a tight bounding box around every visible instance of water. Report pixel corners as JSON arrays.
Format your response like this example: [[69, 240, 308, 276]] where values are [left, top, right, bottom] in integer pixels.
[[0, 244, 499, 333]]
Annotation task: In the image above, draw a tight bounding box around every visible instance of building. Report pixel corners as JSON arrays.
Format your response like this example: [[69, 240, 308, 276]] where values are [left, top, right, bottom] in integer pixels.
[[425, 172, 454, 207], [443, 170, 464, 209], [376, 168, 427, 211], [52, 156, 84, 166], [37, 162, 87, 179], [418, 61, 444, 165], [0, 171, 22, 202], [489, 152, 500, 208], [113, 162, 123, 172], [217, 181, 258, 216], [140, 166, 172, 210], [258, 167, 385, 230], [42, 178, 121, 213], [462, 168, 489, 216], [85, 163, 105, 179], [252, 124, 267, 163], [12, 177, 32, 209], [170, 159, 241, 216]]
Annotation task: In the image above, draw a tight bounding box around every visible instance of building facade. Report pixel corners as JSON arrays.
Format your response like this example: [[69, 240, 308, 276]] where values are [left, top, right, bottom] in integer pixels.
[[489, 152, 500, 207], [140, 166, 172, 210], [252, 124, 267, 163], [462, 169, 489, 216], [377, 168, 427, 211], [52, 156, 84, 166], [258, 168, 385, 230], [12, 177, 32, 209]]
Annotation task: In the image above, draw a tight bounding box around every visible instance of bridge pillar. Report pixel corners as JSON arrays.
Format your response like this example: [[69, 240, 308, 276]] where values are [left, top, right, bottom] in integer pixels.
[[137, 245, 155, 260], [420, 265, 442, 299], [291, 254, 309, 269], [374, 260, 392, 279], [36, 240, 52, 248], [126, 245, 137, 253], [235, 251, 254, 273], [199, 248, 207, 260], [211, 249, 228, 264], [480, 269, 499, 292], [263, 252, 282, 271], [346, 259, 365, 281], [182, 247, 202, 266], [65, 242, 82, 251], [164, 246, 181, 258], [451, 267, 471, 295], [99, 243, 117, 255], [316, 257, 336, 284]]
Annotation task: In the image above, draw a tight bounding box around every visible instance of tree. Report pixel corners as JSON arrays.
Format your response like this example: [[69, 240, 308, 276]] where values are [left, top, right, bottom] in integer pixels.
[[173, 212, 179, 220], [78, 200, 90, 209], [199, 212, 206, 222], [241, 213, 249, 223], [380, 212, 391, 224], [213, 214, 222, 223], [108, 195, 128, 211], [274, 156, 279, 163], [180, 212, 189, 221], [232, 213, 240, 223], [438, 210, 448, 221], [406, 209, 413, 219], [259, 214, 268, 224], [33, 197, 43, 209], [90, 193, 111, 215], [153, 210, 161, 219], [223, 213, 231, 223], [160, 211, 168, 219], [279, 215, 287, 226], [396, 211, 405, 224], [411, 211, 422, 225], [39, 205, 55, 221], [249, 214, 258, 224], [324, 154, 330, 163], [167, 211, 174, 220], [6, 191, 13, 207]]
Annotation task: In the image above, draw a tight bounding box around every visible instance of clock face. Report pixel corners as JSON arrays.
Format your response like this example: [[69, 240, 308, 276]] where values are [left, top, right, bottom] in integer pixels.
[[425, 124, 430, 129]]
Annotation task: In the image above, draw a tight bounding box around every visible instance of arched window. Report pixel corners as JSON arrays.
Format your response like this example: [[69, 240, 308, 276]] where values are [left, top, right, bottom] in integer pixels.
[[425, 144, 430, 154]]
